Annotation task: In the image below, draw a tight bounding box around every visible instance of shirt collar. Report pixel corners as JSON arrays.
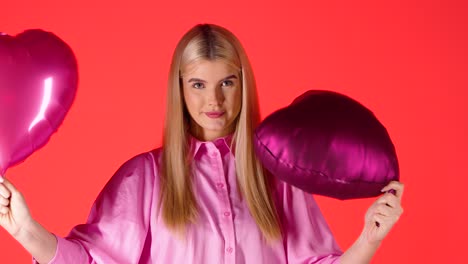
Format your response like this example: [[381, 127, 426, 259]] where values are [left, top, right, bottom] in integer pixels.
[[189, 133, 234, 159]]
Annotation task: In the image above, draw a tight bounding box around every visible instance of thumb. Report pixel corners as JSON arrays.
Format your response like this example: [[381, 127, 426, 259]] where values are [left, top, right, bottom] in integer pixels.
[[0, 176, 19, 194]]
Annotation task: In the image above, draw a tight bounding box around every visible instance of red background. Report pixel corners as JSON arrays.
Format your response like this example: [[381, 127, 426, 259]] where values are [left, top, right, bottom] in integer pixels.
[[2, 0, 467, 263]]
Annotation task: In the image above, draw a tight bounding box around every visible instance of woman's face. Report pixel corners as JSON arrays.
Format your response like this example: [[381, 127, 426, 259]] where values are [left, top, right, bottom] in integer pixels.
[[181, 59, 242, 141]]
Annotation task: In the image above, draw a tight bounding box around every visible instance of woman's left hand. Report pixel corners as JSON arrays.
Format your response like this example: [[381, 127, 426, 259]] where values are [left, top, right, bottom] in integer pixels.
[[361, 181, 404, 245]]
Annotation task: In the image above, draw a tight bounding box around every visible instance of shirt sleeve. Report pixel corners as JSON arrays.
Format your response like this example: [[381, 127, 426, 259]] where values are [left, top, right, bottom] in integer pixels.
[[278, 181, 343, 264], [33, 152, 156, 264]]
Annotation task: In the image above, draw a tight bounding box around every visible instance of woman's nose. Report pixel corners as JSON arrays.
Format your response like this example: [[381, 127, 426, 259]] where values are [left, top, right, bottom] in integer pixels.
[[208, 87, 224, 106]]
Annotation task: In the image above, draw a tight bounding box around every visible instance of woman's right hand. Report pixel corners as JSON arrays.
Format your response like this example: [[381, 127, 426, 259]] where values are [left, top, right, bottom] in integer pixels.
[[0, 176, 34, 239], [0, 177, 57, 263]]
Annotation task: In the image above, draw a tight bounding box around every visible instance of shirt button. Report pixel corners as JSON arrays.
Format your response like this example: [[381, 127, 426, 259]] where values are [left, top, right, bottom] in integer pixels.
[[216, 183, 224, 188], [226, 247, 233, 253], [224, 211, 231, 217]]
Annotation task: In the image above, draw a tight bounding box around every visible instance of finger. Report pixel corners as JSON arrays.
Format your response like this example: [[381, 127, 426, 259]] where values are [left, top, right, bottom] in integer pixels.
[[374, 192, 396, 206], [0, 184, 11, 199], [385, 195, 404, 211], [381, 181, 404, 200], [374, 203, 393, 217], [371, 202, 403, 220], [376, 193, 401, 208], [375, 210, 401, 226], [374, 213, 386, 227], [0, 195, 9, 206], [1, 177, 19, 194], [373, 212, 397, 227], [0, 205, 9, 214], [381, 181, 403, 194]]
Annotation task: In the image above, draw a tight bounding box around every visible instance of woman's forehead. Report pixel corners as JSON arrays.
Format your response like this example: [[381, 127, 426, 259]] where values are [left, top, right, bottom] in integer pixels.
[[182, 59, 239, 79]]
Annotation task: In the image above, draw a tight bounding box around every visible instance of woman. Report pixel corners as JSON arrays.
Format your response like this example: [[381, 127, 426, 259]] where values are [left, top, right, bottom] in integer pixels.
[[0, 24, 404, 263]]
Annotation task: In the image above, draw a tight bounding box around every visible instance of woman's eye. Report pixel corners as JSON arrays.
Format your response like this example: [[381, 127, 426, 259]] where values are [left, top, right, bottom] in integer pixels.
[[192, 82, 204, 89], [221, 80, 234, 87]]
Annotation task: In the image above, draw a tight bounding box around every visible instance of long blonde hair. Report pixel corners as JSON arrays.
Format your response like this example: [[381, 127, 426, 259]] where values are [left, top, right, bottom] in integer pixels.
[[160, 24, 281, 241]]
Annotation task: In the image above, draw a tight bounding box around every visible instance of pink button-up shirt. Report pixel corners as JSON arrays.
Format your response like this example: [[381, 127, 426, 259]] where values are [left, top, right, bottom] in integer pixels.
[[36, 135, 342, 263]]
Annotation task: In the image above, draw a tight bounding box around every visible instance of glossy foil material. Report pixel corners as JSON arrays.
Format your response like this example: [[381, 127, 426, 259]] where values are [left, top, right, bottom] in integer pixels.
[[0, 29, 78, 175], [254, 90, 399, 200]]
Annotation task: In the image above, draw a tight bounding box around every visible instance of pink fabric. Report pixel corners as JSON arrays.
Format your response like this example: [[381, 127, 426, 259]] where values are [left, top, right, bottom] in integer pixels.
[[34, 135, 342, 263]]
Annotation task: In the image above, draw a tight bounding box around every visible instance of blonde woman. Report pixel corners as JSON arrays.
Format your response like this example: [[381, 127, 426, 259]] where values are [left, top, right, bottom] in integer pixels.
[[0, 24, 404, 263]]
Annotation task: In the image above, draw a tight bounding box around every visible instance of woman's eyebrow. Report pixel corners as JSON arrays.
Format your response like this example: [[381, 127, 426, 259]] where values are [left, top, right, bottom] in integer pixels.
[[222, 74, 238, 80], [187, 77, 206, 83], [187, 74, 238, 83]]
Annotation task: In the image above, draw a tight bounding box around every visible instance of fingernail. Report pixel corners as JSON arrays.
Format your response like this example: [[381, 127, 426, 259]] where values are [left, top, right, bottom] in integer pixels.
[[0, 176, 4, 183]]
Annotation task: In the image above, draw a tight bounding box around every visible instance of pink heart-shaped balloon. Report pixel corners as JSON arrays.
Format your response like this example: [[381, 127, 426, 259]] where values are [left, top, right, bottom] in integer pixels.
[[0, 29, 78, 175], [254, 90, 399, 200]]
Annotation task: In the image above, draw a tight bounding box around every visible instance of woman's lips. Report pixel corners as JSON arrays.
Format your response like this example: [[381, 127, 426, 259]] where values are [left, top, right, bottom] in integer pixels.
[[205, 112, 225, 118]]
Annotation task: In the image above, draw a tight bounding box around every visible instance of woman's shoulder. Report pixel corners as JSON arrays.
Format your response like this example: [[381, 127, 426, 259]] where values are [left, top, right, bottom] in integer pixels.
[[122, 147, 163, 167], [108, 147, 163, 183]]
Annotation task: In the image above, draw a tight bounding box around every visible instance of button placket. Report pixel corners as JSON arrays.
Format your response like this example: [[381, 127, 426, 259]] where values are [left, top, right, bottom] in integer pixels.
[[207, 141, 236, 263]]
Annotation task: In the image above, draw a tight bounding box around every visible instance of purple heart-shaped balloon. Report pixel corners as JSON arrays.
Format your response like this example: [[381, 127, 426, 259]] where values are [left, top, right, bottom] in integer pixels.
[[0, 29, 78, 175], [254, 90, 399, 200]]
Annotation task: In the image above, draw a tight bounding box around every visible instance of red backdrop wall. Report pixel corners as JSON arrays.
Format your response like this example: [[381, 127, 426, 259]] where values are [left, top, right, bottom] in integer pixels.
[[2, 0, 467, 263]]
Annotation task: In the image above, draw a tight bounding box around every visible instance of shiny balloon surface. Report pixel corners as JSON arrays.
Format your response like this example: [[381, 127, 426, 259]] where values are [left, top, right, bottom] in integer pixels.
[[0, 29, 78, 175], [254, 90, 399, 199]]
